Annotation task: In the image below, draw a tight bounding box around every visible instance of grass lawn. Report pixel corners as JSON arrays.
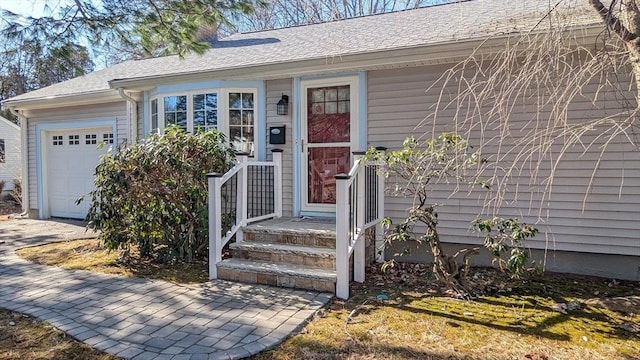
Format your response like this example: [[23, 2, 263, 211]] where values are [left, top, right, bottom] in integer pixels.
[[7, 239, 640, 360], [16, 239, 209, 284], [0, 309, 120, 360]]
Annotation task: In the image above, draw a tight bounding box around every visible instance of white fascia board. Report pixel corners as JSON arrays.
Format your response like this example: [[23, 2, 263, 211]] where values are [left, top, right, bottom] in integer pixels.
[[3, 90, 123, 111]]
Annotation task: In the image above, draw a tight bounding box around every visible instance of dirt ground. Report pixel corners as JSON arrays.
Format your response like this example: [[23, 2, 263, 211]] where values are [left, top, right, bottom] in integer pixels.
[[0, 198, 20, 216]]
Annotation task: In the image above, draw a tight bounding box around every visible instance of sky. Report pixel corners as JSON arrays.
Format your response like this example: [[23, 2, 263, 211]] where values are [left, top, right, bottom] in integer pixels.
[[0, 0, 71, 18]]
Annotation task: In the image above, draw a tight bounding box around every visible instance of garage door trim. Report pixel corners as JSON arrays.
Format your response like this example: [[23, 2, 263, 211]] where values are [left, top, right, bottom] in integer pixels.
[[36, 120, 117, 219]]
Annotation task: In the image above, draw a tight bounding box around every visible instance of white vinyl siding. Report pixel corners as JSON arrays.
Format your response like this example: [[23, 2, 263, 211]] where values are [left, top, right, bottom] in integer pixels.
[[24, 101, 128, 212], [266, 79, 293, 217], [0, 118, 21, 191], [367, 66, 640, 257]]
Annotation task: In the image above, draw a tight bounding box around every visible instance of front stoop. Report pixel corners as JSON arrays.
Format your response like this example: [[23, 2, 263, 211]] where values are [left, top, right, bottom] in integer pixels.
[[216, 217, 338, 293]]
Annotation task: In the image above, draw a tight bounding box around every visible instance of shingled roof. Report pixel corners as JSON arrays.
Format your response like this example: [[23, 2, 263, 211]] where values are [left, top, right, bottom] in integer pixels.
[[4, 0, 600, 104]]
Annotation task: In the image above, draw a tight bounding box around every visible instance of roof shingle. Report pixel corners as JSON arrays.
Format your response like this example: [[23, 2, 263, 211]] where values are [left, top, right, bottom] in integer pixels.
[[4, 0, 600, 103]]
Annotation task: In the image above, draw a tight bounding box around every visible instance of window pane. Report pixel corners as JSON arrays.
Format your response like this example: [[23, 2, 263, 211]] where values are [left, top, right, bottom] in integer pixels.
[[312, 89, 324, 102], [242, 110, 254, 126], [308, 147, 351, 204], [307, 87, 350, 143], [229, 110, 241, 125], [338, 87, 349, 100], [177, 112, 187, 128], [194, 111, 205, 129], [193, 94, 204, 110], [242, 93, 254, 108], [311, 102, 324, 115], [206, 110, 217, 127], [229, 127, 242, 149], [206, 94, 217, 109], [176, 96, 187, 111], [229, 93, 241, 108], [164, 97, 176, 112], [338, 101, 350, 113], [151, 99, 158, 113], [166, 112, 176, 125], [325, 88, 337, 101]]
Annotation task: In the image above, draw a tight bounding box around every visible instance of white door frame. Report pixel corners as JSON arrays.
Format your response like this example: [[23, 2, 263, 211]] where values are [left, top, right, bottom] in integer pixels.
[[299, 76, 360, 213]]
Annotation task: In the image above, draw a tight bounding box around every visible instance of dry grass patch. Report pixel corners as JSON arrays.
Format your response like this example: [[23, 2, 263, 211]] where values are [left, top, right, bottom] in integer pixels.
[[253, 267, 640, 360], [0, 309, 120, 360], [16, 239, 208, 284]]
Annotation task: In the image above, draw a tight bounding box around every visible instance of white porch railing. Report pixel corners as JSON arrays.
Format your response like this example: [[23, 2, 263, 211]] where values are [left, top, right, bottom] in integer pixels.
[[335, 150, 386, 299], [207, 149, 283, 279]]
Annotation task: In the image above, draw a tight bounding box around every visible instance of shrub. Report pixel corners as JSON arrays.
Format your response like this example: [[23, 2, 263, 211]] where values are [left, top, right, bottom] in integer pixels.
[[9, 179, 21, 206], [85, 126, 235, 262], [371, 133, 538, 295]]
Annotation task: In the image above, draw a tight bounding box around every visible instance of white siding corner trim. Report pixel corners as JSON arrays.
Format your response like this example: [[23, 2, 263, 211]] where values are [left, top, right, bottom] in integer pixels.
[[35, 120, 117, 219]]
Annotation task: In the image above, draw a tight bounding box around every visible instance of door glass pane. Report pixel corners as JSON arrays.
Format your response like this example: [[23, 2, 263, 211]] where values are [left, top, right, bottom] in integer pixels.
[[308, 147, 350, 204], [307, 86, 350, 143]]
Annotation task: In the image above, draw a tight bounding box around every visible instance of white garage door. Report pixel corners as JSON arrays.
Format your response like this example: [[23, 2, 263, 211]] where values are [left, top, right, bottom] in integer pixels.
[[46, 128, 113, 219]]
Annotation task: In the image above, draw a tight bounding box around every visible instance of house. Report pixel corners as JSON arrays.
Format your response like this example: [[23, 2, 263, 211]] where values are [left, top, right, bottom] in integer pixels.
[[2, 0, 639, 296], [0, 115, 21, 193]]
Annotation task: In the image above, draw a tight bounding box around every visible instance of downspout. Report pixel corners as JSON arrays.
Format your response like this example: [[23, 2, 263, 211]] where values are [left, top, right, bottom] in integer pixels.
[[117, 88, 138, 142], [8, 107, 29, 217]]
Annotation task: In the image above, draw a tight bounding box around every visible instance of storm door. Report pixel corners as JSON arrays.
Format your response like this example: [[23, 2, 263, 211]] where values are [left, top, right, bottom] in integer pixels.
[[301, 77, 358, 212]]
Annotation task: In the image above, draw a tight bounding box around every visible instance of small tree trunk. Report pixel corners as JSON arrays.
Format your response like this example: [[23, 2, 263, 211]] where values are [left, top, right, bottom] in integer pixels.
[[421, 207, 475, 295]]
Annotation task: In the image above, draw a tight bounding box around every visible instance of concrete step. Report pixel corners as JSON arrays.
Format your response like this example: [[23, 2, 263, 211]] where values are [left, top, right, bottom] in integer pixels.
[[217, 258, 336, 293], [229, 242, 336, 270]]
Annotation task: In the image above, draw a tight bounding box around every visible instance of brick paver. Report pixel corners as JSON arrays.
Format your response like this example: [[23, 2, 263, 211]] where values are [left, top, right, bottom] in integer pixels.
[[0, 219, 332, 359]]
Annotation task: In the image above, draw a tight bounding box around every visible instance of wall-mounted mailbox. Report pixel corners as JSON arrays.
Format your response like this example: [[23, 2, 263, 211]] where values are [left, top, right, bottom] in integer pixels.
[[269, 125, 286, 144]]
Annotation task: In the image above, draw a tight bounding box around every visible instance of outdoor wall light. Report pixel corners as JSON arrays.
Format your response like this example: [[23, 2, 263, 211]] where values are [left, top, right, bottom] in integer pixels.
[[277, 94, 289, 115]]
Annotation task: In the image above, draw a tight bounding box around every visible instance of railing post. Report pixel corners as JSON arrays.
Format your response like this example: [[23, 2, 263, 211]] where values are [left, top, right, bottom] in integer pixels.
[[208, 173, 224, 279], [272, 149, 283, 218], [353, 153, 366, 283], [375, 147, 387, 263], [236, 152, 249, 243], [335, 173, 351, 300]]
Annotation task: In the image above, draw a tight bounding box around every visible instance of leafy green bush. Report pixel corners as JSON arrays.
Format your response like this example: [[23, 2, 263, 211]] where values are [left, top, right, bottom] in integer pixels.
[[85, 126, 234, 262], [474, 217, 538, 278]]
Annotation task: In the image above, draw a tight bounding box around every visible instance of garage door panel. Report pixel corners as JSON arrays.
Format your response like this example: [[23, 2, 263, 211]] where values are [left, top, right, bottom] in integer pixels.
[[46, 128, 111, 219]]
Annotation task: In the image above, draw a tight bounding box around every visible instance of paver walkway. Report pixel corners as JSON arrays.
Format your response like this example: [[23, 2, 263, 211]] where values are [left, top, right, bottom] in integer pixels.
[[0, 219, 332, 359]]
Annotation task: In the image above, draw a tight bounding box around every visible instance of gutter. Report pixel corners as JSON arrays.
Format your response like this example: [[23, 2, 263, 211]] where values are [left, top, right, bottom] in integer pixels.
[[8, 107, 30, 217], [117, 88, 138, 143]]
